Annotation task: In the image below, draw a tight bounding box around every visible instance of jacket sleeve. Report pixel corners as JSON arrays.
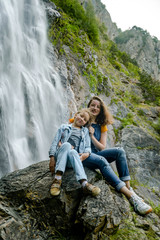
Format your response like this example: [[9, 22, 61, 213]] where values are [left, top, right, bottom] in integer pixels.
[[48, 127, 62, 157], [84, 128, 91, 153]]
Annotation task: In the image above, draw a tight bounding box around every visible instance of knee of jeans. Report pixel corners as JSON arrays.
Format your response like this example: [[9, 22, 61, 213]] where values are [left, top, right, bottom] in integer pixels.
[[68, 149, 77, 158], [117, 147, 126, 157], [99, 156, 110, 167], [62, 142, 71, 149]]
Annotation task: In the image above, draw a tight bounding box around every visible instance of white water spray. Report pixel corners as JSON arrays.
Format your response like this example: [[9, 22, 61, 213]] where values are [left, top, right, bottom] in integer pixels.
[[0, 0, 65, 177]]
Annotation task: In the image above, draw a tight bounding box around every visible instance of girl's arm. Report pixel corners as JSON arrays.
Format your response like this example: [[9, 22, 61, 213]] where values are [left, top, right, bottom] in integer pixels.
[[49, 127, 62, 157], [89, 126, 107, 150], [49, 156, 56, 175], [80, 128, 91, 161]]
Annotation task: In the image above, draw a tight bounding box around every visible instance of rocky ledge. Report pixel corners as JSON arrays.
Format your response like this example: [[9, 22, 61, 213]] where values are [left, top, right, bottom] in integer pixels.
[[0, 157, 160, 240]]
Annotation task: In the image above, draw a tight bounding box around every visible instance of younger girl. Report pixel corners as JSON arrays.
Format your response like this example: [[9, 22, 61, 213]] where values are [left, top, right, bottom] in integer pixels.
[[49, 108, 100, 197]]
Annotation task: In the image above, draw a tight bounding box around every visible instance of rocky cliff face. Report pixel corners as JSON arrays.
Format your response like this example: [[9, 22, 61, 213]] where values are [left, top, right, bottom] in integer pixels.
[[83, 0, 160, 81], [81, 0, 121, 40], [114, 27, 160, 81], [43, 0, 160, 190]]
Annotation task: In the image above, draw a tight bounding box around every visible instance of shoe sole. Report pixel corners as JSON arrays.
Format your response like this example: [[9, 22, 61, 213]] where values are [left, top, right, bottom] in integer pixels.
[[50, 189, 60, 196], [92, 188, 101, 197], [145, 207, 152, 215], [138, 207, 152, 215]]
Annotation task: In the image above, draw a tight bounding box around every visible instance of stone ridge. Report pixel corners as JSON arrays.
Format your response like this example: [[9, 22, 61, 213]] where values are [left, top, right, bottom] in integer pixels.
[[0, 160, 160, 239]]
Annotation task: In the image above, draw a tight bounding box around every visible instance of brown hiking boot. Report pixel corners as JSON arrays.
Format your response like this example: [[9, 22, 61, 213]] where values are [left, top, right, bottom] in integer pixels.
[[50, 178, 62, 196], [83, 183, 101, 197]]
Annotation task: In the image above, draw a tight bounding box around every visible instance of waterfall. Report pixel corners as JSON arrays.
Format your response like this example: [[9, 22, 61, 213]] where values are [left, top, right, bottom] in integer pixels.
[[0, 0, 65, 177]]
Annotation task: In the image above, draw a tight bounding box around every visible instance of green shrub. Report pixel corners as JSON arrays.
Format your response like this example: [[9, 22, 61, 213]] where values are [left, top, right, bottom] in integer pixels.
[[137, 109, 145, 116], [138, 70, 160, 105], [114, 30, 135, 44], [84, 0, 100, 45], [120, 113, 136, 128], [52, 0, 100, 45], [151, 118, 160, 134]]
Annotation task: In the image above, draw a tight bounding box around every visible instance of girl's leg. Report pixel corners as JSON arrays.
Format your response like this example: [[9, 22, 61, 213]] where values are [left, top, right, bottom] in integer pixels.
[[120, 186, 152, 215], [67, 150, 101, 196], [55, 142, 72, 173], [83, 153, 125, 191], [97, 147, 131, 185], [120, 186, 132, 198], [67, 149, 87, 181], [50, 142, 72, 196]]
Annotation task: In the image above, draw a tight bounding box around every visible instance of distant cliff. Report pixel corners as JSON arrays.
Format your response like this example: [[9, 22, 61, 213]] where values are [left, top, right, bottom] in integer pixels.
[[114, 26, 160, 81], [84, 0, 160, 81], [80, 0, 121, 39]]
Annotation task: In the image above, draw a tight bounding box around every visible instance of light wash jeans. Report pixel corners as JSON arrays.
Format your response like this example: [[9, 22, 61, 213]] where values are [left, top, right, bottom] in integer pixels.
[[55, 142, 87, 182], [83, 147, 130, 191]]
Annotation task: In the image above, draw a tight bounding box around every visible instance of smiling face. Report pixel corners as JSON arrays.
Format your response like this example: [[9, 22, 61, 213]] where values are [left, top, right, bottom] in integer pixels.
[[73, 111, 90, 128], [88, 99, 101, 118]]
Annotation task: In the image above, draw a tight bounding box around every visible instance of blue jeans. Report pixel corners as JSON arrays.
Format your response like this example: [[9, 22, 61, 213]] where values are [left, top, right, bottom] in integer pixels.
[[55, 142, 87, 182], [97, 147, 131, 182], [83, 147, 130, 191], [83, 153, 126, 191]]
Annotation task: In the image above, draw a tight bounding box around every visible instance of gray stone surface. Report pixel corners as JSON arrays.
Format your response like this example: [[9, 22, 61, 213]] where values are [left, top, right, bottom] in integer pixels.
[[0, 160, 160, 239], [120, 125, 160, 189]]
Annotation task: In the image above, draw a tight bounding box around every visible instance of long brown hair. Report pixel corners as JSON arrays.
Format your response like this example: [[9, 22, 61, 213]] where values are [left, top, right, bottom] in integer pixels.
[[87, 96, 114, 126]]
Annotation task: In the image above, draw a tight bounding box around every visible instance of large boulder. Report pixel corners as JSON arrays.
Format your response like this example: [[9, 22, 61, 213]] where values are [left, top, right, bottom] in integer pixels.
[[119, 125, 160, 190], [0, 160, 160, 239]]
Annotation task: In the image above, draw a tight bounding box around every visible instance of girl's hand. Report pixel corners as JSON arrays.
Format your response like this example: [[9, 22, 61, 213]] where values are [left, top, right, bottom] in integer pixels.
[[89, 126, 94, 136], [79, 153, 90, 161], [49, 156, 56, 175], [58, 141, 62, 147]]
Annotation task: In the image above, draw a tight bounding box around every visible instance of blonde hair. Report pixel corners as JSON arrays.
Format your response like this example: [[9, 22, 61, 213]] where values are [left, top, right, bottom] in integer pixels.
[[75, 108, 93, 127], [87, 96, 114, 125]]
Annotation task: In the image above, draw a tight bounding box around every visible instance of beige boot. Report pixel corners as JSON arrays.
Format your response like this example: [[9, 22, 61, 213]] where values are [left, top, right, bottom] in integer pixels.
[[83, 183, 101, 197], [50, 178, 62, 196]]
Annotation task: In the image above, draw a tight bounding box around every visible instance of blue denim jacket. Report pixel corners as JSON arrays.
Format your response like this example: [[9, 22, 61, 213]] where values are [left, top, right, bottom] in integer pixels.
[[49, 124, 91, 157]]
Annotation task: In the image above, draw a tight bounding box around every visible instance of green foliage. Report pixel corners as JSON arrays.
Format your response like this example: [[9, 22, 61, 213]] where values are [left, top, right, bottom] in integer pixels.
[[130, 93, 141, 104], [120, 52, 138, 67], [52, 0, 100, 45], [113, 127, 120, 141], [48, 12, 92, 57], [114, 30, 135, 44], [137, 109, 145, 116], [151, 118, 160, 134], [123, 91, 141, 105], [83, 66, 111, 96], [50, 0, 160, 113], [149, 201, 160, 217], [127, 62, 140, 78], [108, 42, 119, 60], [99, 22, 108, 38], [107, 41, 139, 77], [108, 218, 158, 240], [138, 70, 160, 105], [53, 0, 86, 22], [84, 0, 100, 45], [120, 113, 136, 128]]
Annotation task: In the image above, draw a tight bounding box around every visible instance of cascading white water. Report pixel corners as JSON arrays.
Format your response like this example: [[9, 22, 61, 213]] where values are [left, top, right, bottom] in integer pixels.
[[0, 0, 65, 177]]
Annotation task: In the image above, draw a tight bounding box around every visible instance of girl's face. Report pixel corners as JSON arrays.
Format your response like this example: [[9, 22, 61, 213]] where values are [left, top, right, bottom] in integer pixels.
[[74, 111, 90, 128], [89, 99, 101, 117]]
